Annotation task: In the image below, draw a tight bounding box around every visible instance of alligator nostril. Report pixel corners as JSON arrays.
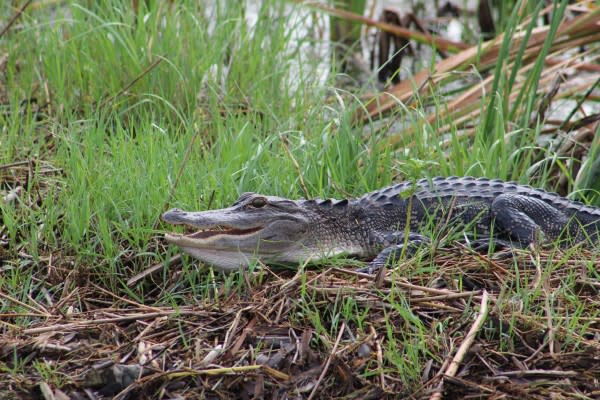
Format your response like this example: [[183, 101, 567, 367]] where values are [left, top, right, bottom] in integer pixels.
[[162, 208, 182, 221]]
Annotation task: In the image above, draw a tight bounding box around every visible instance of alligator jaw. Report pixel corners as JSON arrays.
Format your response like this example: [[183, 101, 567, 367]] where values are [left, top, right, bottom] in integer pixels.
[[164, 225, 264, 247], [161, 206, 266, 249], [163, 223, 269, 271]]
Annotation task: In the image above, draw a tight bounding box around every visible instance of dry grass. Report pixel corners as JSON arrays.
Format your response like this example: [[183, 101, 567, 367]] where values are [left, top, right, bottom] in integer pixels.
[[357, 3, 600, 192], [2, 246, 599, 399], [362, 4, 600, 123]]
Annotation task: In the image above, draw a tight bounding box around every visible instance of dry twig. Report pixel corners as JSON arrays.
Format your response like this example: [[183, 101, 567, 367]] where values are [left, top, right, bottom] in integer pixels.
[[429, 291, 490, 400]]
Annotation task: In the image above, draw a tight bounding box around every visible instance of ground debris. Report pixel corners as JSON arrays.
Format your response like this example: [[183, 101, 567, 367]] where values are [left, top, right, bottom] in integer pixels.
[[1, 246, 600, 399]]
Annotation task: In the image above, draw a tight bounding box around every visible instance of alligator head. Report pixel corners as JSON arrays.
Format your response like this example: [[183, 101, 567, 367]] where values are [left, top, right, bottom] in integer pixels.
[[162, 192, 322, 271]]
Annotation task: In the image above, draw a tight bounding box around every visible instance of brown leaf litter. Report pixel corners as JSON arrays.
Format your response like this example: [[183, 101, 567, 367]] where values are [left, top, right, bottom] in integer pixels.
[[1, 246, 599, 399]]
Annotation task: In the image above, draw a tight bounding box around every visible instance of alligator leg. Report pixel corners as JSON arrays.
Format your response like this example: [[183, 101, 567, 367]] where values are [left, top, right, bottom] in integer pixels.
[[491, 193, 570, 245], [359, 232, 431, 274]]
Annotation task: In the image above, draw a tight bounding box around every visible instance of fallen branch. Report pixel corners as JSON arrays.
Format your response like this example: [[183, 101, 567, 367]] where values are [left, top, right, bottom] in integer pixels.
[[429, 291, 489, 400], [496, 369, 578, 378], [23, 310, 207, 334], [295, 0, 469, 53], [165, 365, 289, 380]]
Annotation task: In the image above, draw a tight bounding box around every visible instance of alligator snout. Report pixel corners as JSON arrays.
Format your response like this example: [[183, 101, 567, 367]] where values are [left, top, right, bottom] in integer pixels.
[[162, 208, 190, 224]]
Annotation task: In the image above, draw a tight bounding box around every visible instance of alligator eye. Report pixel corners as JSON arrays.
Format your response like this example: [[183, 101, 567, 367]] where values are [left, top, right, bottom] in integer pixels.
[[250, 197, 267, 208]]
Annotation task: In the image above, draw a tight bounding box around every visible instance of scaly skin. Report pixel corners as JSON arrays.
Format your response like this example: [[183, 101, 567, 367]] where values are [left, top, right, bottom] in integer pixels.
[[162, 176, 600, 272]]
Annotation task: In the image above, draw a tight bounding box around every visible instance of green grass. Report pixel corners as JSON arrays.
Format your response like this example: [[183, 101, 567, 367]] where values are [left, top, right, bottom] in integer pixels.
[[1, 0, 600, 398]]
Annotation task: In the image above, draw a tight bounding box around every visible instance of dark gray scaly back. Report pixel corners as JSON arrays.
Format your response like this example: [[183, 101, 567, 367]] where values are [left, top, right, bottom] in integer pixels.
[[358, 176, 600, 217], [274, 176, 600, 253], [359, 176, 600, 208], [296, 176, 600, 243]]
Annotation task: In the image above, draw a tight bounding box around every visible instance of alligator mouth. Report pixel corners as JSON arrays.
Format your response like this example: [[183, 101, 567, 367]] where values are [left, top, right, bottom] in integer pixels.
[[185, 225, 264, 239], [165, 225, 264, 244]]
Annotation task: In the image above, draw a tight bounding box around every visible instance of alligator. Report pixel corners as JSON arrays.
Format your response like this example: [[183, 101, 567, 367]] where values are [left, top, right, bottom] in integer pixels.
[[162, 176, 600, 272]]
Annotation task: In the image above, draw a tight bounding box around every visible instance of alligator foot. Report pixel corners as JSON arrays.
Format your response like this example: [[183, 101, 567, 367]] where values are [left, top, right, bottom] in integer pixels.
[[359, 232, 431, 274]]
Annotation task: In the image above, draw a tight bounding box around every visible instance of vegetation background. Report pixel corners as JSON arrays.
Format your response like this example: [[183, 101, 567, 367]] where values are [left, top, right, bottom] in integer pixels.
[[1, 0, 599, 398]]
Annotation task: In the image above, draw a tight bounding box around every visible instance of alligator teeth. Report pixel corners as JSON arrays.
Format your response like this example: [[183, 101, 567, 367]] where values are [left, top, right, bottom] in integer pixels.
[[186, 226, 263, 239]]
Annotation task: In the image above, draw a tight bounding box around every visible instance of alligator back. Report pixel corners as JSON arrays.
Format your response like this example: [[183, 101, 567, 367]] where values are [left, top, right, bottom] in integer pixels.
[[358, 176, 600, 243]]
